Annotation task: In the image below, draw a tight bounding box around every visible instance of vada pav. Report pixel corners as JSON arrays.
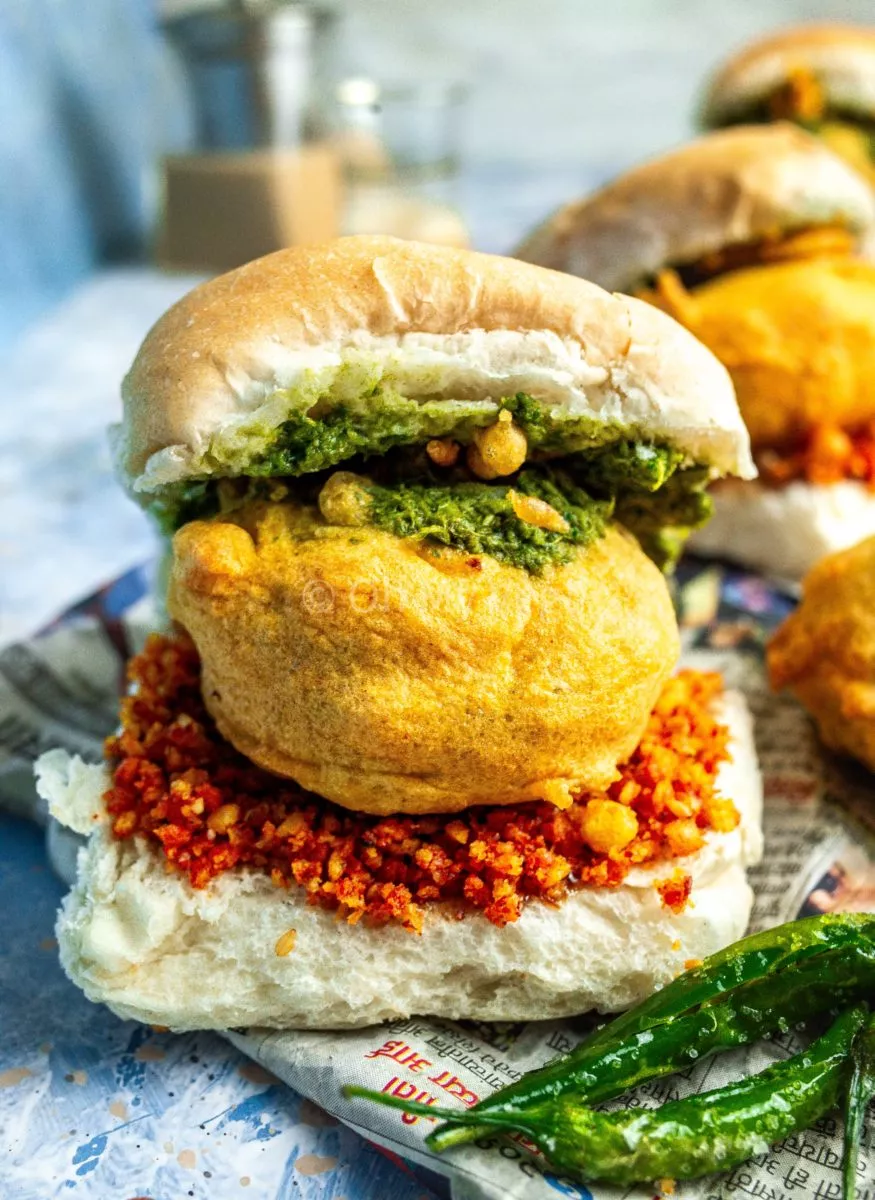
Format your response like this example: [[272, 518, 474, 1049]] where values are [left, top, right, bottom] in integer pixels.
[[769, 534, 875, 773], [700, 24, 875, 186], [517, 126, 875, 579], [36, 237, 763, 1030]]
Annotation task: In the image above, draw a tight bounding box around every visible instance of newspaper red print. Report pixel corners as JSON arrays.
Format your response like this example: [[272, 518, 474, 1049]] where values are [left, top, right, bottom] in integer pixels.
[[361, 1042, 480, 1105], [427, 1071, 480, 1106], [762, 775, 819, 803], [364, 1040, 434, 1073]]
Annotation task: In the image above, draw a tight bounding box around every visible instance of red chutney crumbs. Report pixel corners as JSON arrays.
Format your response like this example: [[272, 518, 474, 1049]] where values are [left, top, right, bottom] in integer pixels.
[[656, 870, 695, 916], [758, 422, 875, 490], [104, 635, 738, 933]]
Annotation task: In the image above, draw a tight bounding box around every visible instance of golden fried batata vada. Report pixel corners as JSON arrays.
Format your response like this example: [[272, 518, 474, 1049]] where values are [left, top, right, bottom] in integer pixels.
[[665, 258, 875, 450], [768, 534, 875, 773], [169, 498, 679, 815]]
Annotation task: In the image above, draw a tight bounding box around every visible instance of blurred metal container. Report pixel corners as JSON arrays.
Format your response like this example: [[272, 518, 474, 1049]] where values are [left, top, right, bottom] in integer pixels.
[[162, 1, 337, 150], [157, 1, 341, 270]]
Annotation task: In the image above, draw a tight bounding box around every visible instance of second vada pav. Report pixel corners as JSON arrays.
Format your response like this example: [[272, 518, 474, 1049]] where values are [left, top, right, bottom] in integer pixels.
[[36, 237, 765, 1030], [768, 533, 875, 774], [516, 125, 875, 579]]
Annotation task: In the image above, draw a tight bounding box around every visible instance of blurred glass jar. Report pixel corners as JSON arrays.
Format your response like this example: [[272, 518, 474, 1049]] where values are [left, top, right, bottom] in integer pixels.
[[334, 78, 469, 247]]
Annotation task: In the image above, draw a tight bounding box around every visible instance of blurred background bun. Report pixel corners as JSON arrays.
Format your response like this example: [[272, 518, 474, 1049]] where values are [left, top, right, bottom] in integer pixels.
[[700, 24, 875, 185], [515, 125, 875, 293]]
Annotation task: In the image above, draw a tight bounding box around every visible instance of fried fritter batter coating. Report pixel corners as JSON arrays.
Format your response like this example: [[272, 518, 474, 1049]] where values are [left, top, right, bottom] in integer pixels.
[[168, 500, 679, 815], [649, 258, 875, 450], [768, 534, 875, 772]]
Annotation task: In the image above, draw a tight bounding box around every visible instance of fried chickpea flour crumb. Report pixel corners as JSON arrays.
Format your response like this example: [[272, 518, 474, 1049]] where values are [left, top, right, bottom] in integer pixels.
[[103, 635, 736, 933], [275, 929, 297, 957], [657, 870, 695, 915]]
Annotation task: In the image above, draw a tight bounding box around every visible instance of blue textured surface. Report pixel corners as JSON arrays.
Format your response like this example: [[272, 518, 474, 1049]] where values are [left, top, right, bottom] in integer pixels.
[[0, 812, 443, 1199]]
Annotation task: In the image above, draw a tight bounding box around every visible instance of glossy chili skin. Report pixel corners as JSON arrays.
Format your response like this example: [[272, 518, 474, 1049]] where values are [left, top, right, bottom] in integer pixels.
[[429, 914, 875, 1151], [347, 1005, 866, 1187], [843, 1013, 875, 1200], [525, 1006, 867, 1185]]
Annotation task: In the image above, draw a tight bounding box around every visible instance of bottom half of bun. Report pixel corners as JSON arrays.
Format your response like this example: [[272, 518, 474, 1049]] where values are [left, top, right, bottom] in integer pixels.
[[688, 478, 875, 582], [37, 692, 763, 1031]]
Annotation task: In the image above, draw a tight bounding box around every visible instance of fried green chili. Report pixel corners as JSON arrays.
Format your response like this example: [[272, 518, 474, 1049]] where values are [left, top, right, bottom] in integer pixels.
[[429, 913, 875, 1151], [843, 1013, 875, 1200], [346, 1006, 867, 1187]]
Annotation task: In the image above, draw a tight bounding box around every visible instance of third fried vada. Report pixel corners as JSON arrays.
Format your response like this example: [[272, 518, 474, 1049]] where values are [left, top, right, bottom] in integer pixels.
[[516, 126, 875, 579], [768, 533, 875, 774]]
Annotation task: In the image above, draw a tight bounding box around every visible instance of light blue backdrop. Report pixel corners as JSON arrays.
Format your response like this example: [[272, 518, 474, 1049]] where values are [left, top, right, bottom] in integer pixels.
[[6, 0, 875, 352], [0, 0, 190, 350]]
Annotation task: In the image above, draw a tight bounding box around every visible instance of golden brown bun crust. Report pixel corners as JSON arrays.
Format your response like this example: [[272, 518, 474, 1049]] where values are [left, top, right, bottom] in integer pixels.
[[123, 236, 627, 480], [768, 533, 875, 772], [167, 501, 679, 815], [515, 126, 875, 295], [702, 24, 875, 127], [652, 258, 875, 448], [118, 235, 754, 488]]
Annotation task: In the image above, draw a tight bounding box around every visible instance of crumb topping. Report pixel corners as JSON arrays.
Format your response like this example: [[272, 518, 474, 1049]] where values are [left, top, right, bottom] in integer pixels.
[[104, 636, 737, 932], [757, 422, 875, 489]]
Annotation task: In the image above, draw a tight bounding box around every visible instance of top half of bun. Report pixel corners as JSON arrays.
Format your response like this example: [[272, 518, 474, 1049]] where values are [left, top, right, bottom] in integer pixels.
[[515, 126, 875, 297], [116, 236, 754, 491], [701, 24, 875, 128]]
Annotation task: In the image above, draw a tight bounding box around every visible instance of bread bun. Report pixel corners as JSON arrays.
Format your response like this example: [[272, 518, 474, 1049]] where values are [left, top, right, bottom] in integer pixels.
[[115, 236, 753, 490], [37, 690, 762, 1030], [701, 24, 875, 128], [689, 478, 875, 582], [515, 126, 875, 295], [169, 508, 679, 815]]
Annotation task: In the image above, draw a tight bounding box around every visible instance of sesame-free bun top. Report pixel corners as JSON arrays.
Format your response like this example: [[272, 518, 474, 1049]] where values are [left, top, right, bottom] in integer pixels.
[[116, 235, 754, 489], [514, 126, 875, 295], [701, 24, 875, 128]]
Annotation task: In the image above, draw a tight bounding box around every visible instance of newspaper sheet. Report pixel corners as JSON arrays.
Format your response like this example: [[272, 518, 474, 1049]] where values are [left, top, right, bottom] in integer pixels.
[[1, 561, 873, 1200]]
